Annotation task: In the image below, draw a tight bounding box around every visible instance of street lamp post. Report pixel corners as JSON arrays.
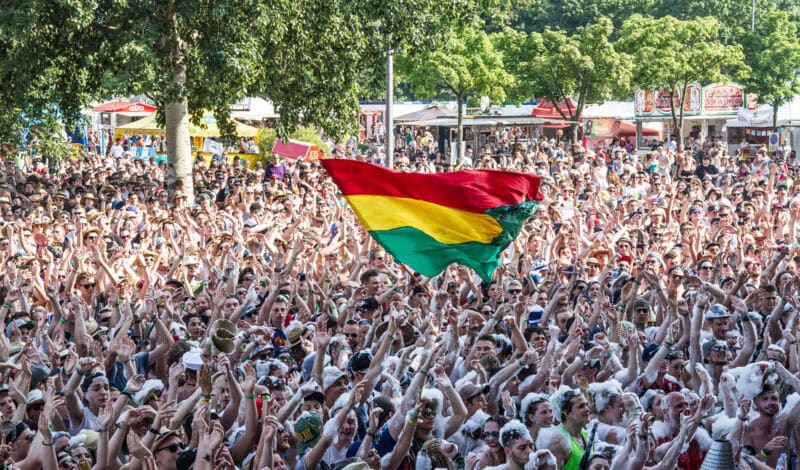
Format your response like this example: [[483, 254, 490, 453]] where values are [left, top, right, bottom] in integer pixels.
[[752, 0, 755, 31], [386, 43, 394, 169]]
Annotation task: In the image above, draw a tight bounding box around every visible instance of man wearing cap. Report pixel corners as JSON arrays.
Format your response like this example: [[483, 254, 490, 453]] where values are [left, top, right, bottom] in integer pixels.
[[632, 298, 651, 332], [457, 383, 490, 419], [65, 358, 143, 435]]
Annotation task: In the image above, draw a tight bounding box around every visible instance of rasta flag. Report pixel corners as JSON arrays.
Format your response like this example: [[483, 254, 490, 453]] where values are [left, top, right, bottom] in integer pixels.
[[321, 159, 541, 282]]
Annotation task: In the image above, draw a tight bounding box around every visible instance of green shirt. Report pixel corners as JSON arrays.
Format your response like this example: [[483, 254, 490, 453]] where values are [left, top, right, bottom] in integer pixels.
[[559, 425, 589, 470]]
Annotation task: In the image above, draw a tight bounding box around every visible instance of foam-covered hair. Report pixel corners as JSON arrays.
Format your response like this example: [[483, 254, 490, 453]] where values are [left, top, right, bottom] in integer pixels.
[[520, 393, 550, 421], [550, 386, 581, 422], [133, 379, 164, 406], [587, 379, 622, 414], [421, 387, 444, 415], [499, 419, 531, 447], [535, 426, 570, 455], [525, 449, 558, 470], [729, 361, 780, 399], [461, 409, 490, 436]]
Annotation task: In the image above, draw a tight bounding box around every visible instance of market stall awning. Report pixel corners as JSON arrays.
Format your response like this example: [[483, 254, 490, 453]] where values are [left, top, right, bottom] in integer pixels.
[[114, 113, 259, 139], [92, 101, 157, 114], [272, 139, 324, 162], [532, 98, 577, 120], [403, 116, 576, 127], [395, 106, 454, 123]]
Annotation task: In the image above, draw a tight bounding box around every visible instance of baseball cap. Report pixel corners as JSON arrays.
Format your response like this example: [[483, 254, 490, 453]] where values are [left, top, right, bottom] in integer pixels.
[[706, 304, 731, 319], [458, 383, 490, 402], [294, 412, 323, 455], [527, 305, 545, 326]]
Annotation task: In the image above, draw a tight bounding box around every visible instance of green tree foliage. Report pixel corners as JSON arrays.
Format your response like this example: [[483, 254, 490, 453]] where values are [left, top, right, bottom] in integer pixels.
[[739, 12, 800, 129], [0, 0, 485, 195], [399, 26, 511, 158], [618, 15, 746, 140], [499, 18, 631, 142]]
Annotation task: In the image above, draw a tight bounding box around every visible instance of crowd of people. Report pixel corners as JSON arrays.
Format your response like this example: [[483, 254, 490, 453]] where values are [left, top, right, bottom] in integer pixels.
[[0, 131, 797, 470]]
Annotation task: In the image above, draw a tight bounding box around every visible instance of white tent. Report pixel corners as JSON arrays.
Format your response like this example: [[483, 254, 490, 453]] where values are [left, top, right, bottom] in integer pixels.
[[583, 101, 635, 120], [230, 97, 278, 120], [727, 96, 800, 128]]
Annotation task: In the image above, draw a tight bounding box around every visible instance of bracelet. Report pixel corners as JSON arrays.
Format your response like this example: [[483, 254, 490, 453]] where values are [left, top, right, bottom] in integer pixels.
[[245, 394, 256, 400], [760, 448, 771, 457], [2, 303, 12, 309], [120, 390, 134, 400], [148, 426, 159, 434], [77, 369, 87, 376], [607, 349, 615, 357], [42, 441, 53, 446], [366, 428, 377, 438], [59, 318, 67, 325]]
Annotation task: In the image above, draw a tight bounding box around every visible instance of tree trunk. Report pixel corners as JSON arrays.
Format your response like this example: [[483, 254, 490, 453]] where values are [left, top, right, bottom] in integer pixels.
[[773, 102, 779, 131], [165, 26, 194, 200], [166, 99, 193, 197]]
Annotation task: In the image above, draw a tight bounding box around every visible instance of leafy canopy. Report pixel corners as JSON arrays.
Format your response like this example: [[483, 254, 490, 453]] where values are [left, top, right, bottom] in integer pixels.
[[399, 26, 511, 105], [617, 15, 746, 92], [739, 12, 800, 110], [500, 18, 631, 120]]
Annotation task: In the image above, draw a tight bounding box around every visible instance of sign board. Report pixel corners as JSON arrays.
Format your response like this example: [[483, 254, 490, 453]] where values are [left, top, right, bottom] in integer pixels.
[[769, 132, 780, 151], [635, 83, 701, 117], [703, 83, 745, 114], [635, 83, 746, 118]]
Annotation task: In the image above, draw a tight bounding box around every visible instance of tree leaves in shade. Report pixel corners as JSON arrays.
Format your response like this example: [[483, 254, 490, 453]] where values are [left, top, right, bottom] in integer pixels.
[[617, 15, 746, 140]]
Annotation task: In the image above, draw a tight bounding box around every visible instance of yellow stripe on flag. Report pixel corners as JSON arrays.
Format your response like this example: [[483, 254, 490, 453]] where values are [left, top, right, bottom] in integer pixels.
[[346, 195, 503, 245]]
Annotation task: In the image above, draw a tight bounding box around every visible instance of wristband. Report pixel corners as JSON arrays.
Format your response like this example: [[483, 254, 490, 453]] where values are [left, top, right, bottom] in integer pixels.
[[366, 428, 377, 438], [245, 394, 256, 400], [42, 441, 53, 446], [148, 426, 159, 434], [59, 318, 67, 325], [637, 433, 649, 439], [760, 448, 771, 457], [2, 303, 12, 309], [120, 390, 134, 400]]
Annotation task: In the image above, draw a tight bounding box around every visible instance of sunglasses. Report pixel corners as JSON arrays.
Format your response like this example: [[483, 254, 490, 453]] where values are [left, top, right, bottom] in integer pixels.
[[81, 283, 95, 289], [420, 410, 435, 419], [28, 403, 43, 411], [507, 289, 522, 294], [156, 442, 183, 453]]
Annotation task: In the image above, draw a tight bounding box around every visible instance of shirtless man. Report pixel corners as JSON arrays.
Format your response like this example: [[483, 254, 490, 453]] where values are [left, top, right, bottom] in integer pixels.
[[735, 365, 800, 468]]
